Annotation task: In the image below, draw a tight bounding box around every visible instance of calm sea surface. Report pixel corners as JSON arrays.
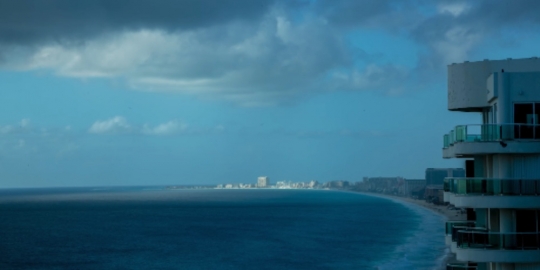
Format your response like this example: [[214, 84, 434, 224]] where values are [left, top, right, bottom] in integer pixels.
[[0, 188, 446, 269]]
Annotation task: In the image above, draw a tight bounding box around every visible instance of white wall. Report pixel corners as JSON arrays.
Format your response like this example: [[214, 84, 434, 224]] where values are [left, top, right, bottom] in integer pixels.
[[448, 58, 540, 111]]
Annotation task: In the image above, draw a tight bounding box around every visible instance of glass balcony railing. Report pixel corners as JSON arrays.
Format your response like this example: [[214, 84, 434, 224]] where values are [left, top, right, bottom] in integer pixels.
[[446, 263, 477, 270], [445, 221, 475, 236], [443, 134, 449, 148], [457, 230, 540, 250], [442, 124, 540, 149], [446, 221, 476, 244], [444, 177, 540, 196]]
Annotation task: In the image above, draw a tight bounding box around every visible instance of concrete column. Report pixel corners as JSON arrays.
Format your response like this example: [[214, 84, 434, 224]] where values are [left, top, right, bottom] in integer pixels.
[[486, 155, 492, 178], [497, 155, 513, 178], [474, 156, 485, 178], [499, 210, 514, 232], [497, 72, 511, 125], [496, 72, 515, 140], [488, 208, 500, 232], [500, 209, 516, 250], [495, 155, 514, 195]]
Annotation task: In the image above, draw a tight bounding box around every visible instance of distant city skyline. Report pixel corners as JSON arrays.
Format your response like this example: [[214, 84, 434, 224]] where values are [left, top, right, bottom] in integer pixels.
[[1, 0, 540, 187]]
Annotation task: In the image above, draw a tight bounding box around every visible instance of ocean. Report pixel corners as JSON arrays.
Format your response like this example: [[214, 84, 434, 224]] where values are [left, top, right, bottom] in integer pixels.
[[0, 188, 447, 269]]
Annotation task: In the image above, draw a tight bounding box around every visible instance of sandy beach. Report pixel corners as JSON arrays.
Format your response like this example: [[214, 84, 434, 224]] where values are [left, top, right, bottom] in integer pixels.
[[353, 191, 466, 269], [353, 191, 465, 220]]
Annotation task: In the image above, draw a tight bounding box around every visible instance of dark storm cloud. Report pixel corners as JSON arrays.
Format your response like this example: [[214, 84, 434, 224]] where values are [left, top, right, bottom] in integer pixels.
[[2, 0, 540, 105], [318, 0, 540, 53], [0, 0, 278, 44], [314, 0, 425, 30], [412, 0, 540, 43], [407, 0, 540, 76], [469, 0, 540, 25], [318, 0, 540, 30], [308, 0, 540, 90]]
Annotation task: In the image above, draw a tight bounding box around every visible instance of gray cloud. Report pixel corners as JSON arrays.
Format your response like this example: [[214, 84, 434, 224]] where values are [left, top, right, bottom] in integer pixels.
[[315, 0, 425, 30], [319, 0, 540, 75], [2, 0, 540, 105], [3, 11, 360, 106], [87, 116, 224, 136], [0, 118, 32, 134], [411, 0, 540, 69], [0, 0, 280, 45], [470, 0, 540, 25]]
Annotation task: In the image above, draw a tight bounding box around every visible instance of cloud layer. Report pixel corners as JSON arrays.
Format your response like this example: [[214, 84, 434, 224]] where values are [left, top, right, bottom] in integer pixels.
[[2, 0, 540, 105], [88, 116, 182, 135], [0, 119, 32, 134], [142, 121, 187, 135], [88, 116, 130, 134], [0, 0, 278, 44]]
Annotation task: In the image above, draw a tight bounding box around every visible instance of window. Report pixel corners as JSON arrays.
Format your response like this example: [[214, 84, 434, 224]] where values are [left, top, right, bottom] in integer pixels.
[[514, 103, 538, 138]]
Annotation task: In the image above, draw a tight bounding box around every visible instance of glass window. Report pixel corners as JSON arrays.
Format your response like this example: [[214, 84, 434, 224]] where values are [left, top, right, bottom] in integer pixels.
[[514, 103, 533, 124], [516, 210, 536, 232], [514, 103, 534, 138]]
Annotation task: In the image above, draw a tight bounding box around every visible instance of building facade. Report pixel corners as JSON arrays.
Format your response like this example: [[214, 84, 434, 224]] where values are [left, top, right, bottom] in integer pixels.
[[363, 177, 404, 194], [400, 179, 426, 198], [442, 58, 540, 270], [426, 168, 465, 186], [257, 176, 269, 188], [425, 185, 444, 204]]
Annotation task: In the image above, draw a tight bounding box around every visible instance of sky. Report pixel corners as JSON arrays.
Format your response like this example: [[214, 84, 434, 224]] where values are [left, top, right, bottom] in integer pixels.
[[1, 0, 540, 188]]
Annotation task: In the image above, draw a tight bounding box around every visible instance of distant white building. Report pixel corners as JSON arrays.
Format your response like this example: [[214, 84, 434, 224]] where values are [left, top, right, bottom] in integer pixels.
[[257, 176, 269, 188]]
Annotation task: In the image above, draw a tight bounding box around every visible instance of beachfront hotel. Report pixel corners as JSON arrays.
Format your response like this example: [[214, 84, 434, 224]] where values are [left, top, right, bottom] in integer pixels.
[[442, 58, 540, 270]]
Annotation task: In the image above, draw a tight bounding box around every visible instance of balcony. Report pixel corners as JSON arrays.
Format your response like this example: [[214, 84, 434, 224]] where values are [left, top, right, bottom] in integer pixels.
[[446, 263, 477, 270], [445, 221, 476, 252], [454, 230, 540, 263], [443, 178, 540, 208], [446, 221, 476, 238], [457, 230, 540, 250], [444, 178, 540, 195], [442, 124, 540, 158]]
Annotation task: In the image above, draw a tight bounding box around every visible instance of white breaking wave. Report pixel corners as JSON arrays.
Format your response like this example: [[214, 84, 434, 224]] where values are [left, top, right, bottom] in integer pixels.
[[374, 199, 448, 270]]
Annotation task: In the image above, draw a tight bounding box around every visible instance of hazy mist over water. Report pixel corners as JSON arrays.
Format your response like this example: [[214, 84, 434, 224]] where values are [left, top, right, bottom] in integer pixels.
[[0, 188, 445, 269]]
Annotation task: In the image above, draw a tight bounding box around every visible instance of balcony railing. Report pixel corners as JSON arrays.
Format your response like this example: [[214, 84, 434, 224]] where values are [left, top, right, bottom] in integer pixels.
[[443, 124, 540, 148], [446, 221, 476, 242], [446, 264, 477, 270], [444, 178, 540, 196], [457, 230, 540, 250]]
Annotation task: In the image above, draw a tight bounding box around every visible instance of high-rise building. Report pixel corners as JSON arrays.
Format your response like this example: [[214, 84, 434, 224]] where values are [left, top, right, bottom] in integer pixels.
[[442, 58, 540, 269], [363, 177, 403, 194], [257, 176, 269, 188], [401, 179, 426, 198], [426, 168, 465, 186]]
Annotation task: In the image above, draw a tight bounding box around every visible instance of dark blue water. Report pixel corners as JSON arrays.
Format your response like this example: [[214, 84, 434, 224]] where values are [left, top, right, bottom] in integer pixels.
[[0, 188, 446, 269]]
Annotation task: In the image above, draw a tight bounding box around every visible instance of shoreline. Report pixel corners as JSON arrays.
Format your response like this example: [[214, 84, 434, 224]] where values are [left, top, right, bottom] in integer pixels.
[[352, 191, 466, 221], [353, 191, 465, 270]]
